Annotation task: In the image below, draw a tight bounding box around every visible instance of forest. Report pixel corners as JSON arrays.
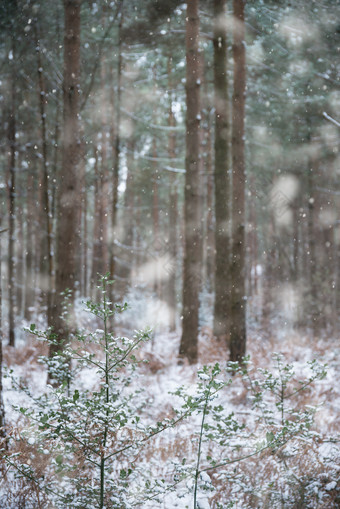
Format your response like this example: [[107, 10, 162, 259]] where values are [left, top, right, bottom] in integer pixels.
[[0, 0, 339, 507]]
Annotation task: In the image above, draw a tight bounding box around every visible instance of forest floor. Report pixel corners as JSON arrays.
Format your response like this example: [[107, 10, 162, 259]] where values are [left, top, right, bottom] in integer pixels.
[[1, 293, 340, 508]]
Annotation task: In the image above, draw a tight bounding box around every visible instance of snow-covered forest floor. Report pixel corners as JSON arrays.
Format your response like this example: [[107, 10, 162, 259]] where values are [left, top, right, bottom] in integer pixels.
[[1, 289, 340, 508]]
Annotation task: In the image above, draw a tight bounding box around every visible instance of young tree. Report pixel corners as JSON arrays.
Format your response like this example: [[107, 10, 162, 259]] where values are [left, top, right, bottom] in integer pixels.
[[212, 0, 231, 343], [51, 0, 81, 355], [230, 0, 246, 362], [179, 0, 201, 364]]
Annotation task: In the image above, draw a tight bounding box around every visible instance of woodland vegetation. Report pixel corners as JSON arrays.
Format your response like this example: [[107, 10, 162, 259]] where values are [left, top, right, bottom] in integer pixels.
[[0, 0, 339, 507]]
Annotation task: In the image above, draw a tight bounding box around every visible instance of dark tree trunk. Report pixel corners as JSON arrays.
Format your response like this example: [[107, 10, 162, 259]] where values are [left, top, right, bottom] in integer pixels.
[[212, 0, 231, 343], [202, 103, 214, 293], [7, 110, 16, 347], [24, 167, 37, 321], [0, 226, 6, 435], [179, 0, 201, 364], [230, 0, 247, 362], [50, 0, 81, 355]]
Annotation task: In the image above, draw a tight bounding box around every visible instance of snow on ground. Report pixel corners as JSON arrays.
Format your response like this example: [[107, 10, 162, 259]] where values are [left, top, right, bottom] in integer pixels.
[[1, 293, 340, 508]]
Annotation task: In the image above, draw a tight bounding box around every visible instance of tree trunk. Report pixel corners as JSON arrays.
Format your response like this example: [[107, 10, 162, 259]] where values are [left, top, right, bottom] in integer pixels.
[[152, 135, 161, 297], [0, 225, 5, 435], [109, 8, 123, 307], [212, 0, 231, 343], [91, 146, 101, 295], [202, 105, 214, 293], [36, 27, 53, 324], [179, 0, 201, 364], [230, 0, 247, 362], [50, 0, 81, 355], [118, 135, 135, 292], [24, 167, 37, 321], [307, 158, 319, 333], [167, 56, 178, 332], [7, 110, 16, 347]]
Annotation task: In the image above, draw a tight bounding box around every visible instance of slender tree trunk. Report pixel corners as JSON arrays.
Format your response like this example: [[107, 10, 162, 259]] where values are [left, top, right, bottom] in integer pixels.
[[109, 8, 123, 307], [262, 220, 275, 333], [24, 168, 37, 320], [307, 158, 319, 333], [0, 226, 6, 435], [36, 28, 53, 324], [167, 56, 178, 331], [230, 0, 247, 362], [15, 161, 24, 317], [50, 0, 81, 355], [212, 0, 231, 343], [99, 58, 110, 277], [292, 202, 299, 282], [90, 20, 110, 295], [7, 109, 16, 347], [118, 135, 135, 292], [179, 0, 201, 364], [82, 167, 88, 296], [249, 176, 258, 295], [202, 106, 215, 293], [152, 136, 161, 296], [91, 146, 101, 295]]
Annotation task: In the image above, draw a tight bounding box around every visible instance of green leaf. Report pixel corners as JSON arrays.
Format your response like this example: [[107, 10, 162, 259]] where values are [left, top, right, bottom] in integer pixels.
[[266, 431, 275, 444], [55, 455, 63, 466], [73, 390, 79, 403]]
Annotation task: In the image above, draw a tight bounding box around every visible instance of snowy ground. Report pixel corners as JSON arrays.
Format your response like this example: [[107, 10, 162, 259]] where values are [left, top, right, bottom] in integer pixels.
[[1, 292, 340, 508]]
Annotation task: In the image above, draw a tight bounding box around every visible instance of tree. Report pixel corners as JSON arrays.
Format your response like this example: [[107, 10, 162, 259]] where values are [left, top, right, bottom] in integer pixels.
[[167, 55, 178, 332], [109, 6, 123, 310], [179, 0, 201, 364], [35, 23, 53, 327], [212, 0, 231, 343], [230, 0, 246, 362], [0, 227, 6, 434], [50, 0, 81, 355], [7, 106, 16, 348]]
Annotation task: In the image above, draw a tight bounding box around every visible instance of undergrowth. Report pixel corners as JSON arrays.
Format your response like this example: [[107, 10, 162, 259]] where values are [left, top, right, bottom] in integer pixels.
[[0, 275, 339, 508]]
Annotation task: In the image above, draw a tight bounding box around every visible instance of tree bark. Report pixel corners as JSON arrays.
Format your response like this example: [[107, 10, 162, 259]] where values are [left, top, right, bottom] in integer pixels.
[[212, 0, 231, 342], [230, 0, 247, 362], [167, 56, 178, 332], [50, 0, 81, 355], [7, 110, 16, 347], [118, 134, 135, 291], [0, 225, 6, 434], [109, 8, 123, 308], [35, 27, 53, 324], [179, 0, 201, 364], [307, 158, 320, 333], [24, 164, 37, 321]]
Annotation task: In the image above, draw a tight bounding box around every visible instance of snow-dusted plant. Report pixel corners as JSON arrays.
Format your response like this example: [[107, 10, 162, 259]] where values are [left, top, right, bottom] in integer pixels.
[[1, 275, 189, 508], [214, 354, 330, 508], [1, 279, 333, 509], [153, 355, 329, 509]]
